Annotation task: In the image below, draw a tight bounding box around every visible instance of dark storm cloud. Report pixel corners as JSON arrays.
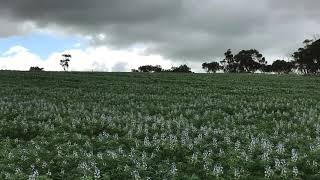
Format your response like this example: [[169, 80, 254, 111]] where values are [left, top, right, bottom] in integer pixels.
[[1, 0, 319, 61]]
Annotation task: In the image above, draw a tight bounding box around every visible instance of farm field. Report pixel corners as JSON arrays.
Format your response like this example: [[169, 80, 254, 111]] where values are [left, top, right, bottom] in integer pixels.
[[0, 71, 320, 179]]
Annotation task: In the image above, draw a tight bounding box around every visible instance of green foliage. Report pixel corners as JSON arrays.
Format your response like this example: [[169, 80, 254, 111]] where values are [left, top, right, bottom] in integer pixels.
[[170, 64, 192, 73], [0, 71, 320, 179], [292, 38, 320, 75], [138, 65, 162, 72], [202, 62, 221, 73], [272, 60, 294, 74], [221, 49, 266, 73]]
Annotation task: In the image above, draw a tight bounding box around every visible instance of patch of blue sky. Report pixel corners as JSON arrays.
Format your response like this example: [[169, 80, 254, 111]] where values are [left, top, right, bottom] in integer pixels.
[[0, 32, 86, 58]]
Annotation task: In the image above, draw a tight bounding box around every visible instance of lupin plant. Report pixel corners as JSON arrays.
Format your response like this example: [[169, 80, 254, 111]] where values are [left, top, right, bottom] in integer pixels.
[[0, 72, 320, 179]]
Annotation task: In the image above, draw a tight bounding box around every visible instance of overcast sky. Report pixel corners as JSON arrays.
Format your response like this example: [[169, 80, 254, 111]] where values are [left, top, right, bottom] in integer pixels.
[[0, 0, 319, 72]]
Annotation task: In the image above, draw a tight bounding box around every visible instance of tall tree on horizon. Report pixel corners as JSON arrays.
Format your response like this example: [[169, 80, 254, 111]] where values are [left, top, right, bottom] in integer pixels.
[[220, 49, 266, 73], [292, 38, 320, 75], [233, 49, 266, 73], [220, 49, 238, 73], [60, 54, 71, 72]]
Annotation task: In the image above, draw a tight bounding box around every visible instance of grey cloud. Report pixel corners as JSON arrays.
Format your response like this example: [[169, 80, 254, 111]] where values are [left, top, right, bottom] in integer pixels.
[[0, 16, 34, 37], [92, 61, 109, 72], [111, 62, 128, 72], [1, 0, 319, 62]]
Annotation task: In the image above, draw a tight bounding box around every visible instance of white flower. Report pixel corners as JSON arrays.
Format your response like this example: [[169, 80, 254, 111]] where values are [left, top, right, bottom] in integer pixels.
[[171, 162, 178, 175], [276, 143, 285, 154], [94, 167, 101, 179], [264, 166, 273, 178], [291, 149, 298, 162], [293, 166, 299, 177], [213, 164, 223, 177]]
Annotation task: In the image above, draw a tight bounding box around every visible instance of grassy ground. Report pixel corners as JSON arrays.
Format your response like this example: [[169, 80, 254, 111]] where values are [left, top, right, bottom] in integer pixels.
[[0, 71, 320, 179]]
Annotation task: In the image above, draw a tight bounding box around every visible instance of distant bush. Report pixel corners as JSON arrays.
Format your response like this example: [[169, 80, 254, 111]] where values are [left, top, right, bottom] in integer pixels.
[[170, 64, 192, 73], [138, 65, 162, 72], [29, 66, 44, 72]]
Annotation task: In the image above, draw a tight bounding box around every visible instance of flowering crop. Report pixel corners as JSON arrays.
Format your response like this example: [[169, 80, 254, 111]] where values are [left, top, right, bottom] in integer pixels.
[[0, 71, 320, 179]]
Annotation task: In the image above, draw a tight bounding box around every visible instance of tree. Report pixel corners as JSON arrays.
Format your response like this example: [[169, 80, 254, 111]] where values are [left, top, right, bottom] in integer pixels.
[[271, 60, 294, 74], [220, 49, 266, 73], [138, 65, 162, 72], [60, 54, 71, 71], [260, 64, 272, 73], [138, 65, 152, 72], [220, 49, 238, 73], [233, 49, 266, 73], [292, 38, 320, 75], [171, 64, 192, 73], [29, 66, 44, 72], [202, 62, 221, 73]]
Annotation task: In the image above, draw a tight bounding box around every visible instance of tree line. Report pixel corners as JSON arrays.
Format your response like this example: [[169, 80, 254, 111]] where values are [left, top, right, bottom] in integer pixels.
[[134, 38, 320, 75], [29, 37, 320, 75], [201, 49, 295, 74], [131, 64, 192, 73]]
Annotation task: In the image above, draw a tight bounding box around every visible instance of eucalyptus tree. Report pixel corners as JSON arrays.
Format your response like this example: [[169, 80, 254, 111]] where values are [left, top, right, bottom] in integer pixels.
[[233, 49, 266, 73], [202, 62, 221, 73], [60, 54, 71, 71], [271, 60, 294, 74], [292, 38, 320, 75]]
